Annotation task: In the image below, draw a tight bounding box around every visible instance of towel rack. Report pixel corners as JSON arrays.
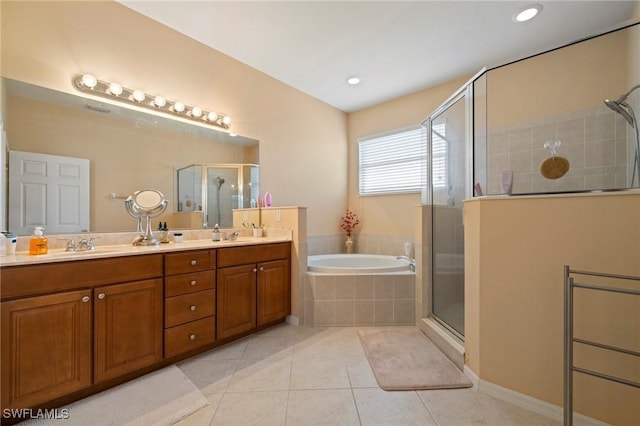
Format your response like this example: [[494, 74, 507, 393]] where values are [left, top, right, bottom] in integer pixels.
[[563, 265, 640, 426]]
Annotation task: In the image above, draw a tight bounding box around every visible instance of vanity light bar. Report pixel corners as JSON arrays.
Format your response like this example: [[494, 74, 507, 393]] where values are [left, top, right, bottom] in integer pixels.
[[72, 74, 231, 130]]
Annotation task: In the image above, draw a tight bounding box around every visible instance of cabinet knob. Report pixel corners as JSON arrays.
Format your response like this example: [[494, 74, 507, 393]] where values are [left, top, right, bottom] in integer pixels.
[[259, 266, 264, 271], [190, 280, 197, 286], [189, 334, 196, 340], [190, 260, 197, 266], [253, 268, 257, 273], [98, 293, 105, 300], [190, 305, 196, 311], [82, 296, 90, 303]]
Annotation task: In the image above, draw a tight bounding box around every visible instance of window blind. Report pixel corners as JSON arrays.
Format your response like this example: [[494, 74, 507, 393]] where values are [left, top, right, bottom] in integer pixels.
[[358, 126, 425, 196]]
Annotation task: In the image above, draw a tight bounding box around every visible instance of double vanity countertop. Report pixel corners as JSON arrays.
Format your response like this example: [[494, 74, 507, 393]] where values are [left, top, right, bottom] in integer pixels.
[[0, 235, 292, 267]]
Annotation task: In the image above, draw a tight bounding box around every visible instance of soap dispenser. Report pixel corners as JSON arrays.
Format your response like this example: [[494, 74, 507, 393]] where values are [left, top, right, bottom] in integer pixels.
[[212, 224, 221, 242], [29, 226, 48, 255]]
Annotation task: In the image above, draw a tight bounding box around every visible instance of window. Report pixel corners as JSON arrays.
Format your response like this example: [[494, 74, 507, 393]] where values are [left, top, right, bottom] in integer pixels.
[[431, 123, 447, 189], [358, 126, 425, 196]]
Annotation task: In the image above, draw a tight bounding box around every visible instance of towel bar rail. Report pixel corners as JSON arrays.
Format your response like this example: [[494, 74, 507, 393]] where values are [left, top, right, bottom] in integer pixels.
[[563, 265, 640, 426]]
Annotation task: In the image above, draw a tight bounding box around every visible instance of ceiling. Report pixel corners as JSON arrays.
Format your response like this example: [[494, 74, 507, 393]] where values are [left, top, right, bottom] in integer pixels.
[[118, 1, 638, 113]]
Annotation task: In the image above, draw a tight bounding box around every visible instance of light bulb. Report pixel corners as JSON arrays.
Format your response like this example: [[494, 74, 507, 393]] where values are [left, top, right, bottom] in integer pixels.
[[191, 107, 202, 118], [132, 90, 146, 102], [346, 76, 360, 86], [222, 116, 231, 126], [514, 4, 542, 22], [81, 74, 97, 88], [153, 96, 166, 107], [173, 102, 185, 113], [207, 112, 218, 122], [108, 83, 123, 96]]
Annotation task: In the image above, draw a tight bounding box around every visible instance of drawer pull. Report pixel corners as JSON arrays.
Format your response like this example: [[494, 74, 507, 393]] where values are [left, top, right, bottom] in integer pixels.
[[190, 280, 197, 286], [98, 293, 105, 300], [189, 334, 196, 340], [190, 305, 196, 311], [190, 260, 197, 266], [82, 296, 90, 303]]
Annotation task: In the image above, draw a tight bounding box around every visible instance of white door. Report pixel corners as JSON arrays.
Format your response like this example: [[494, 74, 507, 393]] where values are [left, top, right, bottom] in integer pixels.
[[9, 151, 90, 235]]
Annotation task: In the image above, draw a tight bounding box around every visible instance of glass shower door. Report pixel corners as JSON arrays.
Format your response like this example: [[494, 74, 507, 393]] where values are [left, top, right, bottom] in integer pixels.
[[206, 166, 239, 228], [429, 89, 470, 338]]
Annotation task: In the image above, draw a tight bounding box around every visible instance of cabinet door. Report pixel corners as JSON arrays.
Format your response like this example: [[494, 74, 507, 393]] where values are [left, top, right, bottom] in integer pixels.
[[94, 279, 163, 383], [217, 265, 257, 340], [257, 259, 290, 326], [1, 289, 92, 409]]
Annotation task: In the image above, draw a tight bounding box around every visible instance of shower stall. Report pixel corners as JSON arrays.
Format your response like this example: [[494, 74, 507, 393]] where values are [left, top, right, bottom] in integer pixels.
[[424, 81, 475, 340], [176, 164, 259, 229]]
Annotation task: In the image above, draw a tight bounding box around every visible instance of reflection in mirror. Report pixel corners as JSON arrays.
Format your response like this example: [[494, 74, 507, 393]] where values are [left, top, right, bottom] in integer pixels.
[[176, 163, 259, 229], [480, 23, 639, 195], [2, 78, 259, 235]]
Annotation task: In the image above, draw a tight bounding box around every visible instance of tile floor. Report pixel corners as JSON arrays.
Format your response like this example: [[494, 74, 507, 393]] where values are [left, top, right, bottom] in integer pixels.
[[174, 324, 560, 426]]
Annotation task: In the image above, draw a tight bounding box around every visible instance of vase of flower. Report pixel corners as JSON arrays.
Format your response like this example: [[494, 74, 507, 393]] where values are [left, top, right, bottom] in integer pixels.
[[345, 235, 354, 254], [340, 209, 359, 254]]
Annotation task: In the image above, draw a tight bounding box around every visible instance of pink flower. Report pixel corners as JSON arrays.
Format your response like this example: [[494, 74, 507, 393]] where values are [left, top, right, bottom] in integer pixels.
[[340, 209, 360, 237]]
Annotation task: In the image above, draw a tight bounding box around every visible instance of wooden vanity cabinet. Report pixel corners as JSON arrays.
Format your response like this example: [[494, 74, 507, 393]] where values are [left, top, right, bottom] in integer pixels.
[[0, 254, 163, 410], [94, 278, 163, 382], [163, 250, 216, 358], [217, 243, 291, 340], [1, 289, 92, 410]]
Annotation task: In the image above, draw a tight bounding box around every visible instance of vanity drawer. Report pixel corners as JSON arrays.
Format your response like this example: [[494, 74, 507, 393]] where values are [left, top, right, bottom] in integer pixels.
[[164, 250, 216, 275], [164, 316, 215, 358], [165, 289, 216, 327], [165, 271, 215, 297], [217, 242, 290, 267]]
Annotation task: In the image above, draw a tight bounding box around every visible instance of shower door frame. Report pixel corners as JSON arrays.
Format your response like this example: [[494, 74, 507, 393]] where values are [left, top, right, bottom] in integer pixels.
[[423, 78, 477, 342]]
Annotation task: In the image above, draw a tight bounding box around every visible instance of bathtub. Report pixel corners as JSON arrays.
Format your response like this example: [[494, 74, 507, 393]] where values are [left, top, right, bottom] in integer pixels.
[[305, 254, 415, 327], [307, 254, 413, 274]]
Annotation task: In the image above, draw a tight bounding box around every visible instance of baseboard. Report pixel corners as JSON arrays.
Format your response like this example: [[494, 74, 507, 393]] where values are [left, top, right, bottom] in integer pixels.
[[473, 374, 609, 426], [286, 315, 300, 326]]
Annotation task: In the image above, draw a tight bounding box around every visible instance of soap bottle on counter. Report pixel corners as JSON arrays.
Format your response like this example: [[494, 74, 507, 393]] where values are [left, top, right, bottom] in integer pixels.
[[212, 224, 221, 241], [29, 226, 48, 255]]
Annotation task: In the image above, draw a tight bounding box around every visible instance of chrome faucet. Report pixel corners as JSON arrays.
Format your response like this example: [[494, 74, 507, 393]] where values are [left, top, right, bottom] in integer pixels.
[[222, 231, 240, 241], [397, 255, 416, 272], [65, 237, 97, 252]]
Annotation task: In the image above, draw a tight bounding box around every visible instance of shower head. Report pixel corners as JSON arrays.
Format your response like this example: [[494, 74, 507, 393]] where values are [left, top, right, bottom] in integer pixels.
[[605, 84, 639, 128], [604, 99, 635, 127], [214, 176, 225, 186]]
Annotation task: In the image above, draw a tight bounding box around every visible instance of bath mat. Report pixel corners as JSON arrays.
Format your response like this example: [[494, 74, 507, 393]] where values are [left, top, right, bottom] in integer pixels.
[[24, 365, 209, 425], [358, 328, 472, 391]]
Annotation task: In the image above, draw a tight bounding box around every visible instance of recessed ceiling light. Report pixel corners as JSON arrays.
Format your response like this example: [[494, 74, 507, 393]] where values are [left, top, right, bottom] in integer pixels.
[[514, 4, 542, 22], [347, 76, 361, 86]]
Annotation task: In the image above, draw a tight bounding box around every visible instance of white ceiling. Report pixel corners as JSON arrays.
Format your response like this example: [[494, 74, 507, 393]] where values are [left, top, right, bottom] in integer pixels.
[[119, 1, 638, 113]]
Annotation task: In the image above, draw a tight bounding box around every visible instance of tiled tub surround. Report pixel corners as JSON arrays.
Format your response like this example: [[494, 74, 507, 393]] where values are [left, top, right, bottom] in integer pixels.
[[307, 234, 415, 257], [487, 105, 632, 195], [305, 272, 415, 327]]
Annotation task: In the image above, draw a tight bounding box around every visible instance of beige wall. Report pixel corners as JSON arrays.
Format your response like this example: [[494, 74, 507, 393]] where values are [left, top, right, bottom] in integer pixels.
[[465, 192, 640, 425], [346, 76, 470, 237], [487, 29, 628, 129], [0, 0, 347, 236]]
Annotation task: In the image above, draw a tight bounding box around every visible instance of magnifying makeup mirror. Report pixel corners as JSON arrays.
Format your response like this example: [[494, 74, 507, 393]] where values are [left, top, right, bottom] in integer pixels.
[[124, 189, 168, 246]]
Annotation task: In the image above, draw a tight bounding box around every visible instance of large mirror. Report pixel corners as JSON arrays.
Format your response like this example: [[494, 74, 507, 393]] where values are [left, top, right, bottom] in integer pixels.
[[1, 78, 259, 235], [479, 23, 639, 195]]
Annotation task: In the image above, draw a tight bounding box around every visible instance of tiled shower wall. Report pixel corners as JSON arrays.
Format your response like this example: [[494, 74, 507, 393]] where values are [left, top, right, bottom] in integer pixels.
[[487, 105, 631, 195]]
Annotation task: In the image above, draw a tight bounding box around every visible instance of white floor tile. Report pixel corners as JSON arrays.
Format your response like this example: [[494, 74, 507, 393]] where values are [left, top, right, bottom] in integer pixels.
[[353, 388, 438, 426], [286, 389, 360, 426]]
